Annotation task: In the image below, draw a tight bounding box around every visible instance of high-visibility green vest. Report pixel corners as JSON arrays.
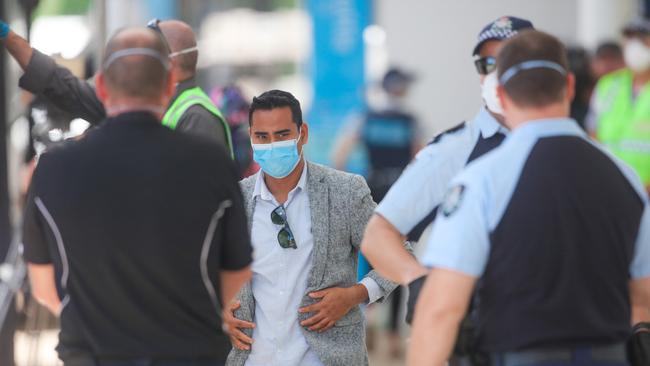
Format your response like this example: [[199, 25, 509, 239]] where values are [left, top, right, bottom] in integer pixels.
[[594, 69, 650, 185], [162, 86, 234, 159]]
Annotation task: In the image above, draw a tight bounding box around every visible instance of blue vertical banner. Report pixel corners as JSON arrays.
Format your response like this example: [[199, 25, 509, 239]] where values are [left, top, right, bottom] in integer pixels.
[[306, 0, 370, 169], [144, 0, 176, 20]]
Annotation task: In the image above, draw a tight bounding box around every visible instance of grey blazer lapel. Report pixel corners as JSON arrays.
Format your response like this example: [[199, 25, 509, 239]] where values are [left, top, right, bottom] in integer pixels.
[[243, 181, 256, 232], [306, 162, 329, 291], [236, 177, 257, 319]]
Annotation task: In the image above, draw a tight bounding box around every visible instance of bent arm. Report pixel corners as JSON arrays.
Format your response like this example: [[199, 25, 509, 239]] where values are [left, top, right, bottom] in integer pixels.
[[220, 266, 252, 306], [407, 268, 475, 366], [630, 277, 650, 324], [1, 29, 33, 70], [19, 50, 105, 123], [331, 132, 359, 171], [27, 264, 61, 315], [361, 214, 427, 285], [1, 28, 105, 123]]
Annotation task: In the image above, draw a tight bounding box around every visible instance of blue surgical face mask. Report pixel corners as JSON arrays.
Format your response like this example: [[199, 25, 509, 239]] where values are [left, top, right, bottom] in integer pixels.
[[252, 129, 302, 179]]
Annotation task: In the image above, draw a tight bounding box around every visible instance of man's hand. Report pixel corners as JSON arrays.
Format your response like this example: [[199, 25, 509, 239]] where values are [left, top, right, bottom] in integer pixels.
[[222, 300, 255, 351], [298, 285, 368, 332]]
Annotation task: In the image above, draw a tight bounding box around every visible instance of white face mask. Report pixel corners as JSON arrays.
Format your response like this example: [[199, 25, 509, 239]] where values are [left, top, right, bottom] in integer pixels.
[[481, 71, 503, 114], [624, 39, 650, 73]]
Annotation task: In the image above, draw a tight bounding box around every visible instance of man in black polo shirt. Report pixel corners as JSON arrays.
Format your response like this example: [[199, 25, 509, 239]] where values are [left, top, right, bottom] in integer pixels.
[[22, 27, 252, 366]]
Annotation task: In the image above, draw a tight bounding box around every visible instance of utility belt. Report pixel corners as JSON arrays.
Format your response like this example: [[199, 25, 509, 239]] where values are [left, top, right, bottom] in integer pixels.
[[405, 276, 489, 365], [406, 277, 639, 366], [449, 315, 489, 366], [487, 343, 627, 366]]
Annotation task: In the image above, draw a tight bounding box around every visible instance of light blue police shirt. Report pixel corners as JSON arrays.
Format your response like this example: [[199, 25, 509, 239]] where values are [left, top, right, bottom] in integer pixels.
[[375, 107, 507, 235], [420, 118, 650, 279]]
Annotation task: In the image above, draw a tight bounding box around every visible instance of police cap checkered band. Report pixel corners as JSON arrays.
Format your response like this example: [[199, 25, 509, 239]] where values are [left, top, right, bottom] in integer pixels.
[[472, 16, 535, 56], [623, 17, 650, 36]]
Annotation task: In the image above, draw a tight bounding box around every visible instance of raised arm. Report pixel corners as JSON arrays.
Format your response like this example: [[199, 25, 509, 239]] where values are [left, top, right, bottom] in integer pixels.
[[361, 214, 427, 285], [0, 24, 33, 70], [0, 21, 106, 124]]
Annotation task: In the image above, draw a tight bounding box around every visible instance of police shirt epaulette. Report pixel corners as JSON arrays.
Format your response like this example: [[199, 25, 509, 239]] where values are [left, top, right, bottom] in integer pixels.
[[427, 121, 467, 145]]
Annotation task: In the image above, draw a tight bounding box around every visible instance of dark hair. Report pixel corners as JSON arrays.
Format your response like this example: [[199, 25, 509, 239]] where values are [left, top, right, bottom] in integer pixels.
[[249, 90, 303, 128], [103, 28, 170, 100], [497, 30, 569, 108], [595, 41, 623, 60]]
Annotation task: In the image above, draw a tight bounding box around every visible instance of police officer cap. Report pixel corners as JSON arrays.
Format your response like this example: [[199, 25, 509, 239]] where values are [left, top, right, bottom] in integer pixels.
[[623, 17, 650, 36], [472, 16, 535, 56]]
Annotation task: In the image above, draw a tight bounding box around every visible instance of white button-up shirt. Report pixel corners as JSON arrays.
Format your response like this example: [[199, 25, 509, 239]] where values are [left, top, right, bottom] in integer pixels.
[[245, 165, 381, 366]]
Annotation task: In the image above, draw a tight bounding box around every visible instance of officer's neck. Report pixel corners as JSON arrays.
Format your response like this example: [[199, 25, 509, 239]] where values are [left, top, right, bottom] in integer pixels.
[[505, 103, 569, 130], [104, 96, 166, 120], [632, 68, 650, 88], [176, 71, 195, 85], [264, 159, 306, 205], [487, 108, 506, 126]]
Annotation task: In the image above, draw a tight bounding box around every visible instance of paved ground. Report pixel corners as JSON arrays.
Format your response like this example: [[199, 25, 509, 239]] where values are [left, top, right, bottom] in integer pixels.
[[15, 329, 407, 366], [15, 330, 61, 366], [368, 328, 407, 366]]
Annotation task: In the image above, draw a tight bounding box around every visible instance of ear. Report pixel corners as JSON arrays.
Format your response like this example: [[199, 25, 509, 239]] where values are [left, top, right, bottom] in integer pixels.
[[300, 122, 309, 146], [566, 72, 576, 103], [95, 72, 109, 104], [162, 69, 177, 105], [169, 57, 180, 76], [496, 84, 510, 113]]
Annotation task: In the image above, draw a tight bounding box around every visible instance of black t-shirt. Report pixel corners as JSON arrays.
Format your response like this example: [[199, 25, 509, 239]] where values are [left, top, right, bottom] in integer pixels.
[[22, 111, 252, 361], [362, 108, 416, 170]]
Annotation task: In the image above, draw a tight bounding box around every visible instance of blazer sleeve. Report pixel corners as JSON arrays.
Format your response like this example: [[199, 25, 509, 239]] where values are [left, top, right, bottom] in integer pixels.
[[348, 174, 414, 302]]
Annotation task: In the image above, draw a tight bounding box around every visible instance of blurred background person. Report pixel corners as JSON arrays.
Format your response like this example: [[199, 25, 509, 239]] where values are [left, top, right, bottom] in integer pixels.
[[591, 41, 626, 79], [331, 67, 420, 359], [567, 46, 595, 128], [210, 84, 258, 178], [332, 67, 421, 203], [587, 17, 650, 195]]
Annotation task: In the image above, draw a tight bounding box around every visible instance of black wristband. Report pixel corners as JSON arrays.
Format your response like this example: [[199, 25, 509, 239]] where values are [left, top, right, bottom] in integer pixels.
[[405, 275, 427, 325]]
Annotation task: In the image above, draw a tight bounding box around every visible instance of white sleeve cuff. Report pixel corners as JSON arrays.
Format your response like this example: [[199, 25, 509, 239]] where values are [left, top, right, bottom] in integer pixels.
[[359, 277, 383, 304]]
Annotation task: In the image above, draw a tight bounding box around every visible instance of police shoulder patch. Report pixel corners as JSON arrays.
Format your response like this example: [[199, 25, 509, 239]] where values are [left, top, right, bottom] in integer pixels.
[[441, 184, 466, 217]]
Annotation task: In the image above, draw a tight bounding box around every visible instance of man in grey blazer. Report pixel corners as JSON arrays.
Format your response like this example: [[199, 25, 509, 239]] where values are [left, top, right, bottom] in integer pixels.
[[223, 90, 406, 366]]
